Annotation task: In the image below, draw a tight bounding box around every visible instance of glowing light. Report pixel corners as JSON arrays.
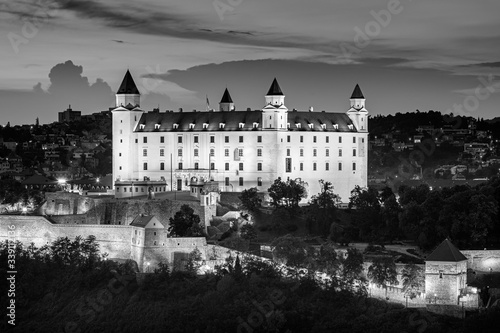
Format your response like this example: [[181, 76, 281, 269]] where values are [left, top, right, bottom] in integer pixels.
[[57, 178, 66, 184], [96, 178, 100, 183], [22, 207, 27, 213]]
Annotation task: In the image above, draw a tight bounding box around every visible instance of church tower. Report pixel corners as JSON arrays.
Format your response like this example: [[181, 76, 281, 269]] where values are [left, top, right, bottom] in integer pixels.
[[219, 88, 235, 111], [347, 84, 368, 132], [116, 70, 141, 108], [112, 71, 143, 186], [262, 78, 288, 130]]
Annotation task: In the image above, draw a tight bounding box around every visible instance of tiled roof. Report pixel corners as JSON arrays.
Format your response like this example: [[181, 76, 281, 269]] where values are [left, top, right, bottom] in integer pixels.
[[220, 88, 233, 103], [426, 239, 467, 262], [350, 84, 364, 99], [134, 110, 357, 132], [117, 70, 140, 95], [267, 78, 284, 96], [130, 215, 154, 228]]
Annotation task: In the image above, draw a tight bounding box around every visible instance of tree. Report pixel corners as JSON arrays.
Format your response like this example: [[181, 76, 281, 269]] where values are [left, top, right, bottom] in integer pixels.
[[168, 204, 203, 237], [367, 257, 398, 298], [401, 263, 424, 300], [239, 187, 262, 212], [185, 247, 203, 275], [339, 248, 365, 290], [268, 177, 307, 209], [310, 180, 340, 209], [240, 224, 257, 241], [271, 234, 311, 268]]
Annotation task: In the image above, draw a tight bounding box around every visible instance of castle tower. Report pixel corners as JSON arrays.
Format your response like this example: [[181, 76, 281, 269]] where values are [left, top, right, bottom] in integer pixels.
[[347, 84, 368, 132], [425, 239, 468, 305], [262, 78, 288, 130], [112, 70, 144, 187], [219, 88, 235, 111], [116, 70, 141, 108]]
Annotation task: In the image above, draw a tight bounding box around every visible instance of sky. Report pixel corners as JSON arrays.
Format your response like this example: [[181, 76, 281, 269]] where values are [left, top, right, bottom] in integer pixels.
[[1, 0, 500, 125]]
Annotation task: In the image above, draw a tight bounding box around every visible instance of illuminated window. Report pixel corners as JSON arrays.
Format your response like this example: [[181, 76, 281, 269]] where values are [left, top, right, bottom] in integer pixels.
[[257, 177, 262, 186], [225, 149, 229, 157], [326, 149, 329, 157], [257, 149, 262, 157], [178, 149, 182, 157], [339, 149, 342, 157], [143, 149, 147, 157], [238, 149, 243, 157], [194, 149, 198, 157], [210, 149, 214, 156], [300, 149, 303, 157], [313, 149, 317, 157], [160, 149, 164, 157]]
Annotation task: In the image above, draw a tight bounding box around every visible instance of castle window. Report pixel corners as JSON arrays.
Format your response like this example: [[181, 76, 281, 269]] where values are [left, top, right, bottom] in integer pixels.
[[257, 177, 262, 186], [189, 123, 195, 129], [339, 136, 342, 143], [210, 163, 215, 170], [296, 123, 301, 129], [160, 149, 164, 157], [338, 162, 342, 171], [300, 136, 303, 143], [309, 123, 314, 129], [339, 149, 342, 157], [178, 162, 183, 169], [225, 163, 229, 171], [287, 149, 291, 156], [300, 162, 303, 171], [194, 162, 199, 170], [210, 136, 215, 143], [210, 149, 214, 156], [225, 149, 229, 157], [352, 162, 356, 171], [160, 162, 165, 170], [239, 123, 245, 129], [178, 149, 182, 157], [119, 153, 122, 157], [257, 136, 262, 143], [348, 124, 354, 130], [194, 149, 198, 157], [178, 136, 182, 143], [225, 177, 230, 186], [219, 123, 225, 129], [238, 149, 243, 157], [257, 163, 262, 171], [154, 241, 157, 245], [321, 124, 326, 129], [326, 149, 329, 157], [239, 163, 244, 171], [239, 177, 244, 186], [353, 137, 356, 143], [333, 124, 339, 130], [143, 149, 147, 157], [326, 136, 329, 143], [313, 149, 317, 157], [194, 136, 198, 143], [326, 162, 329, 171], [124, 187, 126, 192], [160, 136, 164, 143], [287, 135, 290, 142], [143, 163, 148, 170], [353, 149, 356, 157], [313, 162, 317, 171], [203, 123, 209, 129], [143, 137, 147, 143], [225, 136, 229, 143], [313, 136, 317, 143], [362, 138, 365, 143], [287, 123, 290, 128], [253, 122, 259, 128], [135, 139, 138, 143], [239, 136, 243, 143], [173, 123, 179, 129], [257, 148, 262, 157], [439, 270, 443, 278], [155, 124, 160, 129], [139, 124, 145, 130], [300, 149, 303, 157], [120, 139, 122, 143], [119, 166, 122, 170]]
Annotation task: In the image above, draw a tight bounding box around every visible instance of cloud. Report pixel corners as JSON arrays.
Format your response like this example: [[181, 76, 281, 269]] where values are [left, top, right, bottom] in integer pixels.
[[0, 60, 115, 125]]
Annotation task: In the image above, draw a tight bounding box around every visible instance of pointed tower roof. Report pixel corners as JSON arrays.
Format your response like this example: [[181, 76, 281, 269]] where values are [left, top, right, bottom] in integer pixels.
[[426, 239, 467, 262], [350, 84, 364, 99], [220, 88, 233, 103], [117, 70, 140, 95], [266, 78, 284, 96]]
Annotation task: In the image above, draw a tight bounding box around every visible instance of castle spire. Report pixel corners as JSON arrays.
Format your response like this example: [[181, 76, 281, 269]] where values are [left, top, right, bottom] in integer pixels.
[[219, 88, 234, 111], [267, 78, 284, 96], [115, 70, 140, 108], [350, 84, 364, 99], [117, 70, 140, 95]]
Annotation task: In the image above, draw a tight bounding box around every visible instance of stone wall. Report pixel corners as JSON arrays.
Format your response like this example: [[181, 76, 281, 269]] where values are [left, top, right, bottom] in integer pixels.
[[462, 250, 500, 272], [39, 192, 209, 227], [425, 261, 467, 304]]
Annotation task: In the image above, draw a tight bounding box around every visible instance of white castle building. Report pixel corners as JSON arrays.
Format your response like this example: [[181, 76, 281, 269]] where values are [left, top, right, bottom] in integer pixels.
[[112, 70, 368, 202]]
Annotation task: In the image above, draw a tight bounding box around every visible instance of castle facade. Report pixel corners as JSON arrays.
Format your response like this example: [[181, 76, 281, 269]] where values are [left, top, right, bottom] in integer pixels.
[[112, 71, 368, 202]]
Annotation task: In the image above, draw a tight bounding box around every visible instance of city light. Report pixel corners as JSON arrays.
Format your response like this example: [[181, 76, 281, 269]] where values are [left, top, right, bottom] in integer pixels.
[[57, 178, 67, 184]]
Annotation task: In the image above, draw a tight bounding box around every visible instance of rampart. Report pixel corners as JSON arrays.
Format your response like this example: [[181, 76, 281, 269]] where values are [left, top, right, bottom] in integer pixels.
[[461, 250, 500, 272]]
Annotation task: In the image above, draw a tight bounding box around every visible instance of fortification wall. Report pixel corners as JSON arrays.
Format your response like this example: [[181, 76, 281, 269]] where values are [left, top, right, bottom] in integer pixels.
[[40, 192, 208, 227], [0, 215, 134, 260], [462, 250, 500, 272], [50, 214, 93, 225]]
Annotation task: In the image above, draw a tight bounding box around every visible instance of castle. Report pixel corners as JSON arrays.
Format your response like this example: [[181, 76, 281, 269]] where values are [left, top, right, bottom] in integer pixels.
[[112, 71, 368, 202]]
